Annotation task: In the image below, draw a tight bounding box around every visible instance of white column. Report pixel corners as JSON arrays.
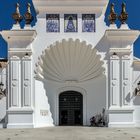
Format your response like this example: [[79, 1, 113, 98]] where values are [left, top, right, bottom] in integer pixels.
[[108, 52, 134, 127], [21, 55, 32, 107], [121, 55, 131, 106], [109, 54, 120, 108], [9, 56, 21, 108]]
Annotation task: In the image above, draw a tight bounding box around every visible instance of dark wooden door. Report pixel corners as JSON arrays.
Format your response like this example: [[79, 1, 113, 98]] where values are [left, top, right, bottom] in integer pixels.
[[59, 91, 83, 126]]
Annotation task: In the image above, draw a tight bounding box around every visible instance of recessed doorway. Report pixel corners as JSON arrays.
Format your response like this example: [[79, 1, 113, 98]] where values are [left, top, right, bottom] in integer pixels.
[[59, 91, 83, 126]]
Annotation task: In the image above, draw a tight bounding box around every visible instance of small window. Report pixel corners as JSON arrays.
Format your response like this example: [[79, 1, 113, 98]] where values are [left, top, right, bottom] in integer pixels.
[[64, 14, 78, 32], [82, 14, 95, 32], [46, 14, 60, 32]]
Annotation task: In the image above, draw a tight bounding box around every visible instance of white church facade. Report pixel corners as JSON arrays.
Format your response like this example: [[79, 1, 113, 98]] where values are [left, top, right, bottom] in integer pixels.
[[0, 0, 140, 128]]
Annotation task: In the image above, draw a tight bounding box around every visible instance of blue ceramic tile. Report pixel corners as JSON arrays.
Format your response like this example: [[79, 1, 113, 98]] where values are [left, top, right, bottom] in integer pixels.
[[82, 14, 95, 32], [46, 14, 60, 32], [64, 14, 78, 32]]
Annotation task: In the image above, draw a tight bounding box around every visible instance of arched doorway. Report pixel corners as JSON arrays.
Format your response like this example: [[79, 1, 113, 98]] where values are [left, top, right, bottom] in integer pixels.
[[59, 91, 83, 126]]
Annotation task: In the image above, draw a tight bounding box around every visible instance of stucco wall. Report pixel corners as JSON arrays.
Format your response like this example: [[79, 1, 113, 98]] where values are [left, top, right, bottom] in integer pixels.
[[33, 14, 108, 127], [34, 75, 106, 126]]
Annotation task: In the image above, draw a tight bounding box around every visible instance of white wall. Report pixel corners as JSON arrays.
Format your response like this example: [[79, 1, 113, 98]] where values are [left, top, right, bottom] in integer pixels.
[[34, 80, 54, 127], [32, 15, 108, 70], [0, 97, 6, 123], [133, 65, 140, 127], [32, 14, 108, 127], [34, 75, 106, 126]]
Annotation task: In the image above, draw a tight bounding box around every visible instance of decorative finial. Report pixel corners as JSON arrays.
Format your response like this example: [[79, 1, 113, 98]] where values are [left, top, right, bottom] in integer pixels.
[[108, 3, 117, 24], [24, 3, 33, 25], [119, 2, 128, 24], [0, 59, 8, 69], [12, 3, 23, 24]]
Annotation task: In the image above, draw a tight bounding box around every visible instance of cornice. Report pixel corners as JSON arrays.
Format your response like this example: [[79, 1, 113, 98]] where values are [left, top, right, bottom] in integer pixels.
[[32, 0, 108, 18], [105, 29, 140, 41], [1, 30, 37, 49], [105, 29, 140, 47]]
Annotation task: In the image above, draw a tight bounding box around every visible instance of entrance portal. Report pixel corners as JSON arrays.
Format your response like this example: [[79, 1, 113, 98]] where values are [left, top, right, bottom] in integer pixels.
[[59, 91, 83, 126]]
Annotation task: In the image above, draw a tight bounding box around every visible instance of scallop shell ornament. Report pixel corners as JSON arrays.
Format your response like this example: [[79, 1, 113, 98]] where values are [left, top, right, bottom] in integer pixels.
[[35, 39, 104, 82]]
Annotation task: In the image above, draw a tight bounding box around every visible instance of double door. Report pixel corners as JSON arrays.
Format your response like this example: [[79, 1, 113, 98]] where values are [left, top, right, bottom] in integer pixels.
[[59, 91, 83, 125]]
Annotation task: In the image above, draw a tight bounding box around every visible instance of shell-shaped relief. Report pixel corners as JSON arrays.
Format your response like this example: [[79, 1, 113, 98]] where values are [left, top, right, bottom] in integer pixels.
[[35, 38, 105, 82]]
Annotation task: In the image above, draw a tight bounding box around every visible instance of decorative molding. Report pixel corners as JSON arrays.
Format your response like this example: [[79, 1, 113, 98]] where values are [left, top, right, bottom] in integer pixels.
[[109, 107, 134, 113], [7, 109, 33, 114], [105, 29, 140, 43], [109, 48, 131, 56], [32, 0, 108, 18], [35, 38, 105, 83], [1, 30, 37, 49], [10, 56, 20, 60], [9, 48, 32, 58]]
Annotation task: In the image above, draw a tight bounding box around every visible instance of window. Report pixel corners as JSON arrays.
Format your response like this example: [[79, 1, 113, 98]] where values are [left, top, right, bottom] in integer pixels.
[[82, 14, 95, 32], [64, 14, 78, 32], [46, 14, 60, 32]]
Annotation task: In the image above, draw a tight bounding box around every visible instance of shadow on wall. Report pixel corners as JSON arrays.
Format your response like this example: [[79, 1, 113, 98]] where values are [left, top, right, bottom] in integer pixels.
[[43, 81, 56, 125], [0, 97, 6, 127], [133, 96, 140, 105], [0, 0, 140, 58]]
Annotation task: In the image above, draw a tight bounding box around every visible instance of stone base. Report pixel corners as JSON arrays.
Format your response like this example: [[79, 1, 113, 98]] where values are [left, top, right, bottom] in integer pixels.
[[135, 121, 140, 127], [108, 107, 134, 127], [108, 122, 135, 127], [0, 123, 4, 128], [6, 109, 34, 128], [7, 123, 34, 128]]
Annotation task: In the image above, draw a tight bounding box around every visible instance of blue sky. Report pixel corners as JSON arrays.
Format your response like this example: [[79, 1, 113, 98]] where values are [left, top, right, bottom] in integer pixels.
[[0, 0, 140, 58]]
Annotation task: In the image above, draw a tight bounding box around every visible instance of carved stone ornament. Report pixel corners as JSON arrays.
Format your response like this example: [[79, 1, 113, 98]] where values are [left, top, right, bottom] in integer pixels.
[[108, 3, 117, 24], [24, 3, 33, 24], [0, 82, 6, 100], [119, 3, 128, 24], [0, 59, 8, 69], [134, 81, 140, 96], [135, 88, 140, 96], [35, 39, 105, 82], [12, 3, 23, 24], [0, 89, 6, 100]]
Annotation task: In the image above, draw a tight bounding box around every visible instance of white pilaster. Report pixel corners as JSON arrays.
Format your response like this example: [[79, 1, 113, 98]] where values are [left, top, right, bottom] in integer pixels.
[[109, 54, 120, 108], [21, 55, 32, 107], [1, 29, 36, 128], [9, 56, 21, 108], [105, 29, 139, 127], [121, 54, 131, 106]]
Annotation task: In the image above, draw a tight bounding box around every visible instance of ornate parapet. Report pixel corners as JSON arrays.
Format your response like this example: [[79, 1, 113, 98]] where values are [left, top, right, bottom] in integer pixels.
[[32, 0, 108, 18]]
